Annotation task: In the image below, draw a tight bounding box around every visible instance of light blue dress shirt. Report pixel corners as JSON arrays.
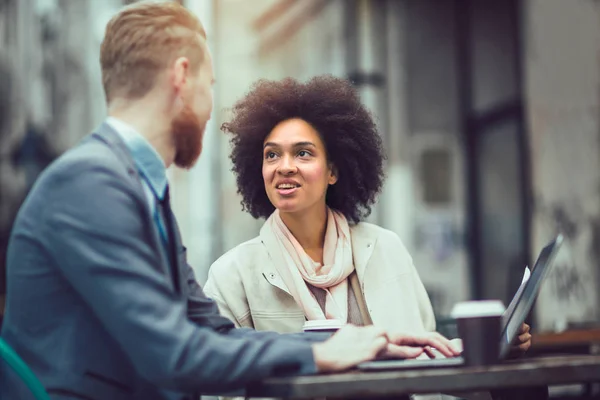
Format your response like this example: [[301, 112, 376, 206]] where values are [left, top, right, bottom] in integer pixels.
[[106, 117, 170, 245]]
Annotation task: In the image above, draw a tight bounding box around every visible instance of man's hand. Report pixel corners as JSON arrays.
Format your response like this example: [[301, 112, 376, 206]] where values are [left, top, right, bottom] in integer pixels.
[[509, 323, 532, 357], [387, 331, 462, 358], [312, 325, 388, 372]]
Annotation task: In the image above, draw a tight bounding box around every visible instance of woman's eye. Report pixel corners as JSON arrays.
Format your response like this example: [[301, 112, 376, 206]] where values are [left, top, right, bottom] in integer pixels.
[[298, 150, 310, 157], [265, 152, 277, 159]]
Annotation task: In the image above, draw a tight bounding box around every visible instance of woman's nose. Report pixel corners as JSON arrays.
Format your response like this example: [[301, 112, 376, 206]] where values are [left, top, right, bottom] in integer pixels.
[[277, 156, 297, 175]]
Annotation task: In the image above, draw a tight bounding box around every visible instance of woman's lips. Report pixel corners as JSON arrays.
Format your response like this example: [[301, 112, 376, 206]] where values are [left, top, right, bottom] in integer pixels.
[[276, 187, 299, 196]]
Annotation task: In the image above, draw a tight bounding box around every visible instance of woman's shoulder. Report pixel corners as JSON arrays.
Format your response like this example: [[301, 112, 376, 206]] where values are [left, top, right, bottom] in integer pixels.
[[351, 222, 412, 256], [351, 221, 404, 244], [209, 236, 266, 276]]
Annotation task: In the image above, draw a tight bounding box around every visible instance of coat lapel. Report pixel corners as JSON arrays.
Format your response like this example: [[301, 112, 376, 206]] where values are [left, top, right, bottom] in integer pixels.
[[91, 123, 182, 294], [349, 225, 424, 333], [92, 123, 150, 218], [350, 224, 378, 288], [168, 214, 186, 294], [93, 123, 142, 186], [259, 223, 293, 297]]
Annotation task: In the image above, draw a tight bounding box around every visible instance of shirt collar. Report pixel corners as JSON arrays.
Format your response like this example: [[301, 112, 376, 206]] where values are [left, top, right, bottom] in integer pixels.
[[106, 117, 168, 200]]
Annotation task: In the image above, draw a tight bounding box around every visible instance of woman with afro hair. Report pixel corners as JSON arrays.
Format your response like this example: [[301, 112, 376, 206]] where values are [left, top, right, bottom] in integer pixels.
[[204, 75, 441, 342]]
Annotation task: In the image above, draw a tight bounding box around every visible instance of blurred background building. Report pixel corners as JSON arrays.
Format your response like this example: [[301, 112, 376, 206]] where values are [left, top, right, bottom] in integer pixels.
[[1, 0, 599, 339]]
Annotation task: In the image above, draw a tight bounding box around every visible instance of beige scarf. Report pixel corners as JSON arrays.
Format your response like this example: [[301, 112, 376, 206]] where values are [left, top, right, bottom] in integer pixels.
[[266, 208, 354, 321]]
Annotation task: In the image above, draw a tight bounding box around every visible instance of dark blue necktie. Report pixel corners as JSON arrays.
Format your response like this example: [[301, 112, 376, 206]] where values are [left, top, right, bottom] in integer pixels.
[[155, 186, 180, 293]]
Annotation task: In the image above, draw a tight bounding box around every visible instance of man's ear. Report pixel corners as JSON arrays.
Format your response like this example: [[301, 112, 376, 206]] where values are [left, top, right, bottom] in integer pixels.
[[328, 164, 338, 185], [171, 57, 190, 94]]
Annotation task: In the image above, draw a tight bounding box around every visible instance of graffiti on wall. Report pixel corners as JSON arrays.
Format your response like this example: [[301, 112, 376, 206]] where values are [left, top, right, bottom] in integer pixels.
[[536, 199, 600, 327]]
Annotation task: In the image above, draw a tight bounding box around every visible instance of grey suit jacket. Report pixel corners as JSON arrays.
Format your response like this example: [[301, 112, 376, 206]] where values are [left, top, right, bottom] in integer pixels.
[[0, 123, 323, 400]]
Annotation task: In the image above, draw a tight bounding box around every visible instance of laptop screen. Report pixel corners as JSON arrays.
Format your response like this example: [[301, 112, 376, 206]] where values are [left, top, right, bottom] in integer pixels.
[[499, 234, 563, 357]]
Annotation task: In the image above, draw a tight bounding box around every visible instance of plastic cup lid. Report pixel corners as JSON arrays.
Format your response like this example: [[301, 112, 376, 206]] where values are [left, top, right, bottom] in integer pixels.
[[451, 300, 505, 318], [302, 319, 345, 330]]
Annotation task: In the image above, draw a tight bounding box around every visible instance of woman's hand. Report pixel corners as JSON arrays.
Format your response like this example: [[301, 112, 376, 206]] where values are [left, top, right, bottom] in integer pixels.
[[387, 331, 462, 358], [509, 323, 532, 357]]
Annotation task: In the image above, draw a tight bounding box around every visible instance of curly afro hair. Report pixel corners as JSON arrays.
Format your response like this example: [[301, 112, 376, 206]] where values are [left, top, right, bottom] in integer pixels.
[[221, 75, 386, 224]]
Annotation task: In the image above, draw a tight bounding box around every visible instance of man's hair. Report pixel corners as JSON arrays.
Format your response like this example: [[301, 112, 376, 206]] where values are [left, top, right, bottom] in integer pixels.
[[100, 1, 207, 102], [222, 75, 386, 224]]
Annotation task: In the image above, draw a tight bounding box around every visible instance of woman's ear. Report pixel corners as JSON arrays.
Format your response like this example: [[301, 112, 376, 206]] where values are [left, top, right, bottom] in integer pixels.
[[328, 164, 338, 185]]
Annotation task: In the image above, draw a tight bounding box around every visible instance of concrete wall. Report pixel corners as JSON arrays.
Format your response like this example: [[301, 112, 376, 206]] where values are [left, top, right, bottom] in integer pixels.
[[524, 0, 600, 331], [392, 0, 470, 316]]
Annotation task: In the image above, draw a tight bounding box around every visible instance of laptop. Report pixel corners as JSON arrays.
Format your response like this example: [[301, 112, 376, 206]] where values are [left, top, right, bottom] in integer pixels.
[[358, 234, 564, 371]]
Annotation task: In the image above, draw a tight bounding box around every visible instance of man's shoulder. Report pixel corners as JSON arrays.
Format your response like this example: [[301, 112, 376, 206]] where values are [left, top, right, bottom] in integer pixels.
[[52, 134, 126, 175], [37, 133, 133, 194], [21, 133, 140, 222]]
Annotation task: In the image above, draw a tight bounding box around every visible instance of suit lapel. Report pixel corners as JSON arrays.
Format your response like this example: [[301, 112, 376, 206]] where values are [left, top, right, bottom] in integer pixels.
[[91, 123, 182, 294], [93, 123, 143, 189], [92, 124, 151, 220], [164, 206, 185, 294]]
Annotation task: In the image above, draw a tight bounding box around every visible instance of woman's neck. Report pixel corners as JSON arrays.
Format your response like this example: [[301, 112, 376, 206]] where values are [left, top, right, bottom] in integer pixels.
[[280, 205, 328, 264]]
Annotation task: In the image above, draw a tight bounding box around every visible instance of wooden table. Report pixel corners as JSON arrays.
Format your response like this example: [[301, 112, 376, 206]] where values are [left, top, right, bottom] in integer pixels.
[[533, 329, 600, 349], [246, 355, 600, 399]]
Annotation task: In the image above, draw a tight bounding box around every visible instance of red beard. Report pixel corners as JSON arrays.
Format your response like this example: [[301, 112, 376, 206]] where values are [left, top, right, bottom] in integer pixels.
[[172, 104, 205, 169]]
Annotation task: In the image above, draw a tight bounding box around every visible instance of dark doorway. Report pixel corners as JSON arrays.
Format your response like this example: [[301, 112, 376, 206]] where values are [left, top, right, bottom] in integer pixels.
[[458, 0, 531, 305]]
